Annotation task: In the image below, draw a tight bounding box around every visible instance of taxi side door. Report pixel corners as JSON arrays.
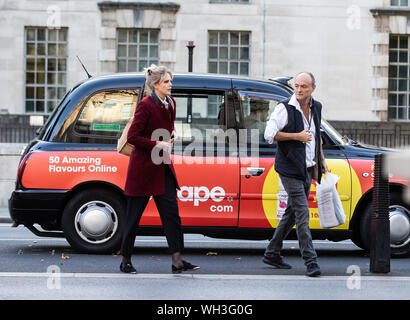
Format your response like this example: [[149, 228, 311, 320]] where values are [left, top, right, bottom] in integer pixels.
[[139, 82, 240, 227], [235, 89, 284, 229], [236, 89, 353, 231]]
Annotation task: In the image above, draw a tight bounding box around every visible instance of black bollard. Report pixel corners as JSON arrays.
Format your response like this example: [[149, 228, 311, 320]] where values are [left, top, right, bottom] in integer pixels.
[[370, 153, 390, 273]]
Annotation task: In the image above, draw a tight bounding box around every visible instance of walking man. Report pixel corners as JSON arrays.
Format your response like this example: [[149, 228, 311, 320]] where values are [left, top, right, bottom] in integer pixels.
[[263, 72, 328, 277]]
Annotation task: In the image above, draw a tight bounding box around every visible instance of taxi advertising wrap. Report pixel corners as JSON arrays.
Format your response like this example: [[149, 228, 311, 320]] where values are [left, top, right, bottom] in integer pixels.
[[20, 150, 404, 232]]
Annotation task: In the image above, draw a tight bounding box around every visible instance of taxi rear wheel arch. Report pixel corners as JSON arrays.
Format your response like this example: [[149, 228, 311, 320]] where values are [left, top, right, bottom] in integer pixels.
[[359, 188, 410, 257], [350, 189, 373, 250], [61, 187, 126, 254]]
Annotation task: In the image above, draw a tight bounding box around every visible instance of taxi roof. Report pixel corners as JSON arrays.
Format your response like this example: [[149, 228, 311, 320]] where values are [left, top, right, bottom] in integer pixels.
[[74, 72, 293, 94]]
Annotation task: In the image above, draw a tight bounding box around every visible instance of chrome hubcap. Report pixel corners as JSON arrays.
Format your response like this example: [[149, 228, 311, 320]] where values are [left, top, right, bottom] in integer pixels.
[[75, 201, 118, 244], [390, 205, 410, 248]]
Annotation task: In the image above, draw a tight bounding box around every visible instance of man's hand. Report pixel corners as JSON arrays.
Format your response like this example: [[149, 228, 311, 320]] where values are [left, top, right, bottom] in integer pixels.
[[322, 160, 329, 174], [274, 130, 313, 142], [298, 129, 313, 143], [321, 148, 328, 174]]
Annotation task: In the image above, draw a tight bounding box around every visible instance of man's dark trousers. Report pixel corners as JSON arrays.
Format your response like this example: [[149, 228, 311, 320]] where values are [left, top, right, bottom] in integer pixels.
[[264, 167, 318, 266]]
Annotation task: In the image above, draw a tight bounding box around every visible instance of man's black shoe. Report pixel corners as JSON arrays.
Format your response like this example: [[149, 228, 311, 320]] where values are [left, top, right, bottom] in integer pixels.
[[306, 263, 321, 277], [262, 255, 292, 269]]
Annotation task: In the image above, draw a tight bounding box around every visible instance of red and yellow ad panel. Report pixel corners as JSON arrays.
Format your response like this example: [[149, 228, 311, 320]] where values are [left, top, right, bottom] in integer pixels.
[[239, 157, 364, 230]]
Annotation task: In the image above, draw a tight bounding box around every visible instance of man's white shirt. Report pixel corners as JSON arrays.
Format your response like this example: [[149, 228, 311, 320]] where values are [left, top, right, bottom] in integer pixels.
[[264, 94, 316, 168]]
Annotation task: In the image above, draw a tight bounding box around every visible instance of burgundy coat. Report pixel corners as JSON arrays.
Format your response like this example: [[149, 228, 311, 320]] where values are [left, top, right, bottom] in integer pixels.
[[124, 94, 179, 197]]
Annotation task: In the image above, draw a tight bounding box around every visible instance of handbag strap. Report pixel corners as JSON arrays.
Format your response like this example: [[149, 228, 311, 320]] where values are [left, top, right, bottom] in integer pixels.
[[132, 93, 138, 113]]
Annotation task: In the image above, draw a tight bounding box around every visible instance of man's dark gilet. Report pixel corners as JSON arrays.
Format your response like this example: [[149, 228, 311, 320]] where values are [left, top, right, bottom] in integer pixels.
[[274, 98, 322, 183]]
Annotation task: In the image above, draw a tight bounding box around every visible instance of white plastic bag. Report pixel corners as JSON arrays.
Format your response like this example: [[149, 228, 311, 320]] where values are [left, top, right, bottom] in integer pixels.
[[276, 176, 288, 221], [316, 172, 346, 228]]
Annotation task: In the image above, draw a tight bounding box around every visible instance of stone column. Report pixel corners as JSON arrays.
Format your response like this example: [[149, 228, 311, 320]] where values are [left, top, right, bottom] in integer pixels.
[[371, 14, 390, 120]]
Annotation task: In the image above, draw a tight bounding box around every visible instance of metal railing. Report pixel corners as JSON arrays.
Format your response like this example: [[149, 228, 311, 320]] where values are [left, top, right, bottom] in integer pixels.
[[2, 119, 410, 149], [330, 121, 410, 149], [0, 126, 39, 143]]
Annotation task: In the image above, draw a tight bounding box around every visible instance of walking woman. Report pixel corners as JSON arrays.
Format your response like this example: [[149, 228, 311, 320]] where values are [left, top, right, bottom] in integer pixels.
[[120, 65, 199, 274]]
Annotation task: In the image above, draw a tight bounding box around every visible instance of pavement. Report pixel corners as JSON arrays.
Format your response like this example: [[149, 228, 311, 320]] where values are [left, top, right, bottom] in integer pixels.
[[0, 207, 11, 223]]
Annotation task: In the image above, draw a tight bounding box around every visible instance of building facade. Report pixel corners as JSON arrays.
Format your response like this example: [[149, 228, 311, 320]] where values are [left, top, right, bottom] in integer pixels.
[[1, 0, 410, 122]]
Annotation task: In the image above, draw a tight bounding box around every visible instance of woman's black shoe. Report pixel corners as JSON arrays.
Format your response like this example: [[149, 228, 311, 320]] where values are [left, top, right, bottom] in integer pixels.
[[120, 262, 137, 274], [172, 260, 200, 274]]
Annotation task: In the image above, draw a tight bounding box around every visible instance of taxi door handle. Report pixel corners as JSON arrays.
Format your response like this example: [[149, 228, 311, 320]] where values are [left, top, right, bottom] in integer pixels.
[[246, 167, 265, 177]]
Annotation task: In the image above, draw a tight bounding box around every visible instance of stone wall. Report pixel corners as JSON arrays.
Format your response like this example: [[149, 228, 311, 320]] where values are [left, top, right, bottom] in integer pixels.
[[0, 143, 26, 207], [0, 0, 387, 121]]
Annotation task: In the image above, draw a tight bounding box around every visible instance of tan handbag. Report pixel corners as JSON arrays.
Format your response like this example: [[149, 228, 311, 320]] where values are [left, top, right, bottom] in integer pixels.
[[117, 96, 175, 156], [117, 117, 134, 156], [117, 95, 137, 156]]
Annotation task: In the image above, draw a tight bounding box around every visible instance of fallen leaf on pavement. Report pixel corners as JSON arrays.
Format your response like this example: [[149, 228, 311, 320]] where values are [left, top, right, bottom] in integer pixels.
[[61, 253, 69, 260]]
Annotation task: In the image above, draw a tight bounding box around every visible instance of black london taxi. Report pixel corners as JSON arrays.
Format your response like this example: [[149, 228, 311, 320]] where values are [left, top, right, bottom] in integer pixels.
[[8, 72, 410, 255]]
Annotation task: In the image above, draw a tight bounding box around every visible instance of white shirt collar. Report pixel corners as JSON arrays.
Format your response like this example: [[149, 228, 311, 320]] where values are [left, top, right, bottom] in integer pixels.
[[159, 96, 169, 109], [288, 94, 312, 111]]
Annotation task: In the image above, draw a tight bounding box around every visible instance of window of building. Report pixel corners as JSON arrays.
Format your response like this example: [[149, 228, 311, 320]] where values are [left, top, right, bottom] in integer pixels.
[[391, 0, 408, 6], [208, 31, 250, 76], [388, 35, 410, 120], [117, 29, 160, 72], [25, 28, 68, 113]]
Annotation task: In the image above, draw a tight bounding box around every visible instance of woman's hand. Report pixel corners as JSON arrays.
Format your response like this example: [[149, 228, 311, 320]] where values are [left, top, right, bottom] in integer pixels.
[[156, 141, 172, 153], [170, 130, 177, 144]]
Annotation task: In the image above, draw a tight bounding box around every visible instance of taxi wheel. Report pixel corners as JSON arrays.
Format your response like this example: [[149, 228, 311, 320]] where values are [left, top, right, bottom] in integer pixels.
[[360, 192, 410, 257], [61, 188, 125, 254]]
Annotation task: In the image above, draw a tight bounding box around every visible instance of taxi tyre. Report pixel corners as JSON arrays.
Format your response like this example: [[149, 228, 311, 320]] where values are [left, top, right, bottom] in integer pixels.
[[360, 191, 410, 257], [61, 188, 125, 254]]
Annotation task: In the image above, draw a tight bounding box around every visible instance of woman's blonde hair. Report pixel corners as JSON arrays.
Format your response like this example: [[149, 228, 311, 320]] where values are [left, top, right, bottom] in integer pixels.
[[144, 64, 173, 94]]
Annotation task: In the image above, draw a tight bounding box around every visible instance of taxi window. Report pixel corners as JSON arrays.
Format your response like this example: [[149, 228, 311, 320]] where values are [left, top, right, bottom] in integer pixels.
[[73, 89, 139, 138], [172, 91, 227, 142], [239, 91, 281, 144]]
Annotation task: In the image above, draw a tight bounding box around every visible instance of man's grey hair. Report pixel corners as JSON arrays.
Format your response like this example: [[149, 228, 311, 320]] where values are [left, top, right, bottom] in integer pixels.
[[296, 72, 316, 86]]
